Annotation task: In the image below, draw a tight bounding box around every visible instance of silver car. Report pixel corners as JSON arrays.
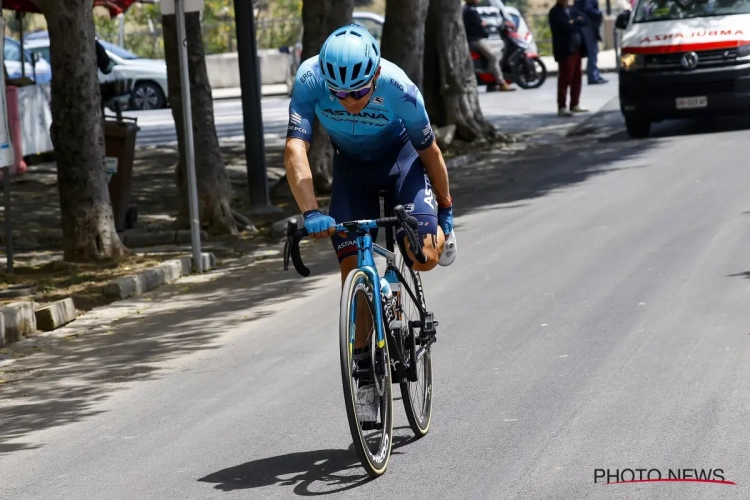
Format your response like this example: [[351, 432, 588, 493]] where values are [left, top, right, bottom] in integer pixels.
[[24, 37, 170, 111]]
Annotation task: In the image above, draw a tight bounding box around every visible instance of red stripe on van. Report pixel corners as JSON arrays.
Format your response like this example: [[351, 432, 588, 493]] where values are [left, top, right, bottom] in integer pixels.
[[623, 40, 749, 54]]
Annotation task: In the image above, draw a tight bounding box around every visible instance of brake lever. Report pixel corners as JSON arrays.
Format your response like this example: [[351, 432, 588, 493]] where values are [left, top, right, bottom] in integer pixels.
[[283, 219, 298, 271]]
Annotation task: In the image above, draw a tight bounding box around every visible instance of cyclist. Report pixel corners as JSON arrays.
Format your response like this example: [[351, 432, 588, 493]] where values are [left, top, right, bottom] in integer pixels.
[[285, 24, 456, 423]]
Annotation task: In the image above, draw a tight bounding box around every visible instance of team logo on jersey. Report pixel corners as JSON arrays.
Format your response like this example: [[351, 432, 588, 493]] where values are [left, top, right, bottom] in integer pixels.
[[372, 96, 384, 105], [290, 112, 302, 125], [321, 108, 390, 126]]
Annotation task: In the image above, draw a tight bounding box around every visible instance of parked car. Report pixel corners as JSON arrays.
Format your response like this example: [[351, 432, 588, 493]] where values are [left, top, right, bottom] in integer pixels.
[[4, 36, 52, 84], [24, 37, 169, 111]]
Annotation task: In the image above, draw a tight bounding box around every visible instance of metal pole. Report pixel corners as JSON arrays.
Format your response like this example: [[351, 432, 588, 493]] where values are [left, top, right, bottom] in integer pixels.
[[18, 12, 24, 78], [606, 0, 612, 15], [234, 0, 276, 213], [1, 4, 13, 274], [175, 0, 203, 273], [119, 14, 125, 47], [613, 25, 620, 68], [2, 166, 12, 273]]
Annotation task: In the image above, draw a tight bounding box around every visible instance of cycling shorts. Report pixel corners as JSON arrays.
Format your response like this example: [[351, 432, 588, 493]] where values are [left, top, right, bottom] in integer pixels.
[[329, 139, 439, 263]]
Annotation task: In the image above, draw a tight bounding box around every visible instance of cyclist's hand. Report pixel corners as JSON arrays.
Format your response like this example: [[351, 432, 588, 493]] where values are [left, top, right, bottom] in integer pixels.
[[438, 205, 453, 236], [303, 209, 336, 239]]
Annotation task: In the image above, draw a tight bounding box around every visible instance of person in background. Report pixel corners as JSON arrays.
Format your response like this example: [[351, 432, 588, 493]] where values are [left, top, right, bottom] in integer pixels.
[[549, 0, 590, 117], [575, 0, 608, 84], [463, 0, 516, 91], [95, 36, 114, 74]]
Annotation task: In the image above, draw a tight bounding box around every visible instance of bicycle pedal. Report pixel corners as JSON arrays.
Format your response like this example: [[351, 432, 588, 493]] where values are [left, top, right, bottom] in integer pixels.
[[423, 313, 436, 334]]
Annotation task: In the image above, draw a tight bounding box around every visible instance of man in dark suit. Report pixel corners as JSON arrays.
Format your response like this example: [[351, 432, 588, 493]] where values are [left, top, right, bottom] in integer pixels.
[[549, 0, 590, 116], [463, 0, 515, 91], [575, 0, 608, 84]]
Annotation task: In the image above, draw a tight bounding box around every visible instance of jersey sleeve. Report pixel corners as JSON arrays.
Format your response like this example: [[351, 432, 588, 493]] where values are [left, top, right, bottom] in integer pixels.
[[386, 68, 435, 151], [286, 59, 321, 143]]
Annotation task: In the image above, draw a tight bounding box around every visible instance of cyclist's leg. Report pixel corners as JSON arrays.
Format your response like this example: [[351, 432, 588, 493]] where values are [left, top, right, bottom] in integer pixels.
[[330, 154, 384, 349], [389, 145, 444, 272]]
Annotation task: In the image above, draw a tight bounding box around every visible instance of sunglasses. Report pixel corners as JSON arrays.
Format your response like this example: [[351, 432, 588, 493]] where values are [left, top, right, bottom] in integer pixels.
[[328, 81, 373, 100]]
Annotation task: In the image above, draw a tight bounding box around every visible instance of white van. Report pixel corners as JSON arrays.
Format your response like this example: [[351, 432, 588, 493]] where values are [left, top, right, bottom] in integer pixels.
[[615, 0, 750, 137]]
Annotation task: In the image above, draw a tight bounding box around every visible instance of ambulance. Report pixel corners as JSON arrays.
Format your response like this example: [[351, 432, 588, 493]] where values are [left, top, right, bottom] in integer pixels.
[[615, 0, 750, 137]]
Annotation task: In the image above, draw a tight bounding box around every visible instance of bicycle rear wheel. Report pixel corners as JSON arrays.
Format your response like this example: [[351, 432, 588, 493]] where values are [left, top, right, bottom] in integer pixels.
[[339, 269, 394, 478], [396, 252, 434, 437]]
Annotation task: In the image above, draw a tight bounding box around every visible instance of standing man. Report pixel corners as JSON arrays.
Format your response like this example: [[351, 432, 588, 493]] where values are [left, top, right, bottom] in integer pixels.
[[549, 0, 590, 117], [575, 0, 608, 84], [463, 0, 515, 92]]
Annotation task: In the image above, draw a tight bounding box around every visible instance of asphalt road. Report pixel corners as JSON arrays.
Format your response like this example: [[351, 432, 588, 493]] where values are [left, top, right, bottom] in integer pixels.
[[126, 77, 620, 148], [4, 98, 750, 499]]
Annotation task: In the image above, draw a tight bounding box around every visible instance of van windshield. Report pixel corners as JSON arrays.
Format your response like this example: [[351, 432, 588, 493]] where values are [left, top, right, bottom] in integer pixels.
[[634, 0, 750, 22]]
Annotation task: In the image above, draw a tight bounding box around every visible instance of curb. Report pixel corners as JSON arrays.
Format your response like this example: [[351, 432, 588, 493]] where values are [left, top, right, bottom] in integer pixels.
[[446, 152, 483, 170], [35, 298, 77, 332], [565, 95, 622, 137], [103, 253, 215, 300], [0, 252, 216, 347], [545, 66, 618, 78], [0, 302, 36, 345]]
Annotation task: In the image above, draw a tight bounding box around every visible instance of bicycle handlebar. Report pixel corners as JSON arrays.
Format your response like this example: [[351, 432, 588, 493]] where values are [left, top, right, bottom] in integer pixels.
[[283, 205, 426, 277]]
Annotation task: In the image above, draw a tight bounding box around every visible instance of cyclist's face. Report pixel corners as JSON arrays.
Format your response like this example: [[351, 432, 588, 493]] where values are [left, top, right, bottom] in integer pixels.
[[339, 67, 382, 114]]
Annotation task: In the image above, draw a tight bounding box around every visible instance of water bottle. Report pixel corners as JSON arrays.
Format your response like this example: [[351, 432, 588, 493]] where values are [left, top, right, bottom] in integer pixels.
[[379, 277, 392, 300]]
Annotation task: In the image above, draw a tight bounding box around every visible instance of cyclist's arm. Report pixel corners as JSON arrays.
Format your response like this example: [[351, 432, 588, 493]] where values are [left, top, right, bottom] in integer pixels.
[[285, 61, 321, 213], [393, 78, 452, 207], [417, 142, 451, 207], [285, 138, 320, 213]]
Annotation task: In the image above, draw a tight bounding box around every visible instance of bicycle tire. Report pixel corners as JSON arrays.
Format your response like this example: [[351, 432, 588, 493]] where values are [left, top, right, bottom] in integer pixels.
[[339, 268, 394, 478], [396, 253, 434, 437]]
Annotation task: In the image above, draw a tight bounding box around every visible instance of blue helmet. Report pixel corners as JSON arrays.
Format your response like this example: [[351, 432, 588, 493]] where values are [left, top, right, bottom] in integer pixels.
[[319, 24, 381, 91]]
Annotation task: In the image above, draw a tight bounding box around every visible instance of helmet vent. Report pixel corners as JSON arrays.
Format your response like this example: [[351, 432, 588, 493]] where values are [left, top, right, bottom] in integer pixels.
[[326, 62, 335, 80], [338, 66, 347, 84], [352, 62, 362, 80], [364, 59, 373, 76], [372, 43, 379, 57]]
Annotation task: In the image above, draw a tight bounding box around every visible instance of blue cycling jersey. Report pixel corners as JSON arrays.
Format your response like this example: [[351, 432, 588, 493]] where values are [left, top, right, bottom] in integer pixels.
[[287, 56, 435, 161]]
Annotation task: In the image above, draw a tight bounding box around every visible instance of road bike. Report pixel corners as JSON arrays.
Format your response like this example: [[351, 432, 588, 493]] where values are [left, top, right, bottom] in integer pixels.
[[283, 202, 438, 478]]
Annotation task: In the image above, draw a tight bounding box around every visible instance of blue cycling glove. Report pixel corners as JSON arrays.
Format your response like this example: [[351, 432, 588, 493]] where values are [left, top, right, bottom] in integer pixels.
[[303, 209, 336, 237], [438, 205, 453, 236]]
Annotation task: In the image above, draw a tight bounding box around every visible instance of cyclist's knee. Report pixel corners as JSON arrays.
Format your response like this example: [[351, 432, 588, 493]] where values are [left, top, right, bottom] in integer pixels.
[[339, 255, 358, 284], [403, 230, 444, 272]]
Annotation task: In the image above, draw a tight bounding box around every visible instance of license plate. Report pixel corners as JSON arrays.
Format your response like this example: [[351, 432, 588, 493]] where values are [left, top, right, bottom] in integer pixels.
[[676, 96, 707, 109]]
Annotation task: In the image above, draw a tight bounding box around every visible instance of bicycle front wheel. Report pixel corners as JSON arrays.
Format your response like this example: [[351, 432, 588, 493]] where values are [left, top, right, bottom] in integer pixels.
[[339, 269, 394, 478]]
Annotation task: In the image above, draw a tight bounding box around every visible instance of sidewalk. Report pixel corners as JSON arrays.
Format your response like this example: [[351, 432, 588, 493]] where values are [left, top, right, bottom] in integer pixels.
[[540, 49, 618, 77], [212, 49, 618, 101], [212, 83, 288, 100]]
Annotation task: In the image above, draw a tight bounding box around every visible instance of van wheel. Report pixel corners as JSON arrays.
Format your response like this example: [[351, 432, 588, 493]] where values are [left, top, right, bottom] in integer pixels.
[[625, 115, 651, 138]]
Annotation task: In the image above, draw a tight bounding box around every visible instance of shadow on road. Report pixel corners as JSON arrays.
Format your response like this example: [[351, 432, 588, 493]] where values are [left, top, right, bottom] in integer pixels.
[[198, 429, 415, 496], [0, 253, 332, 454], [650, 115, 750, 139], [0, 115, 658, 456]]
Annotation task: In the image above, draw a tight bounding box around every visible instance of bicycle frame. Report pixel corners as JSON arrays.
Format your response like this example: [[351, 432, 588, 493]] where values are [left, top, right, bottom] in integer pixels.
[[342, 221, 399, 351]]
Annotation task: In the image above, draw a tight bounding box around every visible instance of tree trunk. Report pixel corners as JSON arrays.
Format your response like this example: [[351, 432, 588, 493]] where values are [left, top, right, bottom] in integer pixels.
[[162, 13, 238, 235], [34, 0, 127, 262], [301, 0, 354, 193], [381, 0, 429, 90], [423, 0, 496, 142]]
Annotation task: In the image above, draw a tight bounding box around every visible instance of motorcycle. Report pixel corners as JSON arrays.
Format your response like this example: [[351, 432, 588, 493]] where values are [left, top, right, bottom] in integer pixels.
[[471, 18, 547, 90]]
